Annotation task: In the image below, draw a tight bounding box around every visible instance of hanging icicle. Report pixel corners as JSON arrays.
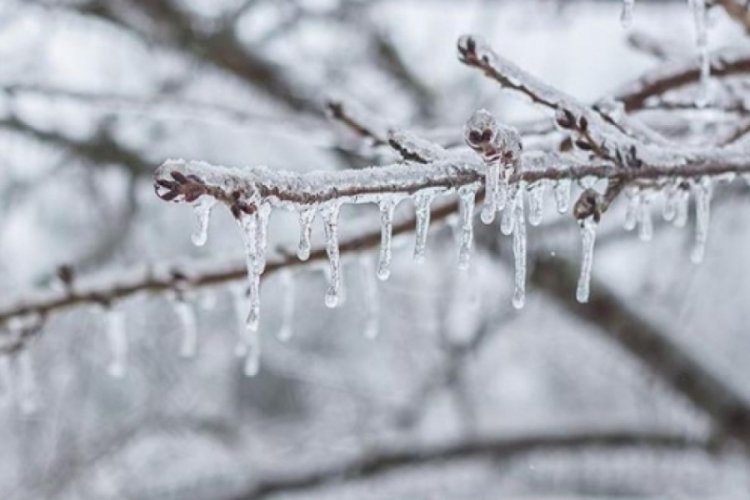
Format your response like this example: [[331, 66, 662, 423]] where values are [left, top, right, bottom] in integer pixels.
[[662, 183, 679, 222], [277, 270, 295, 342], [255, 203, 271, 274], [511, 187, 527, 309], [528, 182, 545, 227], [691, 176, 712, 263], [554, 179, 571, 214], [190, 196, 216, 247], [413, 191, 435, 264], [500, 186, 517, 236], [174, 299, 198, 358], [624, 190, 640, 231], [457, 185, 477, 270], [297, 207, 316, 261], [106, 308, 127, 379], [576, 217, 598, 304], [321, 202, 343, 308], [674, 189, 690, 228], [377, 198, 397, 280], [237, 211, 261, 332], [689, 0, 711, 104]]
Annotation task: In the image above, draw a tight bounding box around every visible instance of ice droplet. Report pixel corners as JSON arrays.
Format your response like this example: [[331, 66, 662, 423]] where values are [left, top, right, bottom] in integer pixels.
[[297, 207, 316, 261], [511, 187, 527, 309], [528, 182, 545, 227], [106, 309, 127, 378], [322, 203, 342, 308], [457, 185, 477, 270], [554, 179, 571, 214], [361, 257, 380, 340], [377, 198, 397, 280], [576, 217, 598, 303], [413, 191, 435, 263], [190, 196, 216, 246], [174, 300, 198, 358], [277, 270, 294, 342], [691, 177, 712, 263]]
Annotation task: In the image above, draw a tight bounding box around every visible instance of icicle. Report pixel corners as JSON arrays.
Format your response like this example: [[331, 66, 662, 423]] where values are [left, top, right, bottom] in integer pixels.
[[689, 0, 711, 105], [255, 203, 271, 274], [106, 309, 127, 378], [361, 257, 380, 340], [297, 207, 316, 261], [190, 196, 216, 247], [413, 191, 434, 264], [511, 187, 527, 309], [663, 184, 678, 222], [691, 177, 712, 263], [674, 189, 690, 228], [576, 217, 598, 303], [377, 198, 397, 280], [457, 186, 477, 270], [500, 186, 516, 235], [237, 212, 261, 332], [16, 351, 38, 414], [481, 161, 500, 224], [637, 196, 653, 242], [621, 0, 635, 28], [321, 203, 342, 308], [528, 182, 545, 227], [277, 270, 294, 342], [554, 179, 571, 214], [624, 191, 640, 231], [174, 300, 198, 358]]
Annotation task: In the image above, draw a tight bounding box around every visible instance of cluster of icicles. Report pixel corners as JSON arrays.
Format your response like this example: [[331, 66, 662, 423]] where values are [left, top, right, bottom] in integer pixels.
[[621, 0, 711, 102]]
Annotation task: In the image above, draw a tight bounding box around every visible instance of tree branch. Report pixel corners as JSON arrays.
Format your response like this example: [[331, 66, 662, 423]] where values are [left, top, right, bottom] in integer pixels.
[[229, 429, 711, 500]]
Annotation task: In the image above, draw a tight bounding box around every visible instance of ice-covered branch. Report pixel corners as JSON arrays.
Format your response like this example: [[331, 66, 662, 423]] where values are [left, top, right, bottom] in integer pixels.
[[230, 428, 711, 500]]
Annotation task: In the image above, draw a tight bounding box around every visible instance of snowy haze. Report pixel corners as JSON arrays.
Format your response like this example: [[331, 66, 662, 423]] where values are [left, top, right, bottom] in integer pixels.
[[1, 0, 750, 499]]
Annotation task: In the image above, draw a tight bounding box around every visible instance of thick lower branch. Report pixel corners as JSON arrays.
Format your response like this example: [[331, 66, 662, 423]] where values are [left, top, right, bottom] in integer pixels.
[[229, 429, 710, 500]]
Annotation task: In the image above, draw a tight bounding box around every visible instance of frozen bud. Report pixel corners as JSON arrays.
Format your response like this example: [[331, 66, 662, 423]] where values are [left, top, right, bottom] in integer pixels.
[[464, 109, 521, 166], [573, 189, 603, 223]]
